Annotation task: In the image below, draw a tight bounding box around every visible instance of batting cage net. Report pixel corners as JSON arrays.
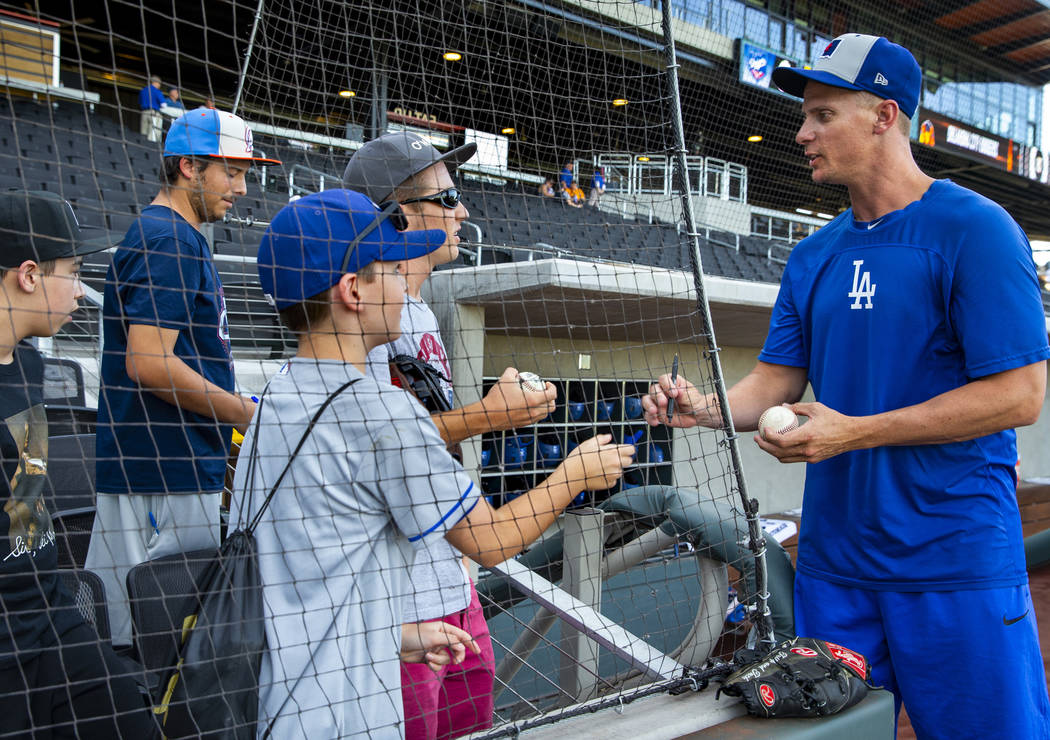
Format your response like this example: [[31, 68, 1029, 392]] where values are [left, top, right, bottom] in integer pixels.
[[5, 0, 1043, 737]]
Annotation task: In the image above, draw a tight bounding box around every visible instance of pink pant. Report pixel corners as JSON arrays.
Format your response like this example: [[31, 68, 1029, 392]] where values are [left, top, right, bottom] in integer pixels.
[[401, 581, 496, 740]]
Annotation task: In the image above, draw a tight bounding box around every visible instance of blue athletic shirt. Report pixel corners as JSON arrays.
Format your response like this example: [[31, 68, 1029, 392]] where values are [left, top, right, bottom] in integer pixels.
[[96, 205, 234, 495], [759, 179, 1050, 591]]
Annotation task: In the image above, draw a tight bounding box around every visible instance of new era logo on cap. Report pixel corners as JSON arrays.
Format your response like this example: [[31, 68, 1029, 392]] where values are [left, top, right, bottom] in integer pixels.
[[772, 33, 922, 118]]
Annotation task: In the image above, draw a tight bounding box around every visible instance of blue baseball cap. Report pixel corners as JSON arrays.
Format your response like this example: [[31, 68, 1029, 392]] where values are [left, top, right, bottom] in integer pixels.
[[164, 108, 282, 165], [772, 34, 921, 118], [257, 189, 445, 310]]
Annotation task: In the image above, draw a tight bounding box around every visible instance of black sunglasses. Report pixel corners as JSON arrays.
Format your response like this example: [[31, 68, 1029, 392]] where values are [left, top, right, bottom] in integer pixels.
[[399, 187, 462, 210]]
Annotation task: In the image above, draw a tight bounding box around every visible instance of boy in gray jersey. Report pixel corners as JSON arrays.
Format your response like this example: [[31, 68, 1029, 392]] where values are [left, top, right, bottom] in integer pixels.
[[346, 133, 559, 738], [236, 188, 633, 738]]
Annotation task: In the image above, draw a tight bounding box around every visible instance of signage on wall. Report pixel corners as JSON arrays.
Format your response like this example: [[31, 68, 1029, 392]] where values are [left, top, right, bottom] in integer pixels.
[[737, 40, 803, 102], [916, 108, 1047, 184]]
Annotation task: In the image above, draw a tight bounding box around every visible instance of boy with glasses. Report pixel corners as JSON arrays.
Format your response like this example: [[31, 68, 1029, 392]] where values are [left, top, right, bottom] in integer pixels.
[[343, 133, 558, 739]]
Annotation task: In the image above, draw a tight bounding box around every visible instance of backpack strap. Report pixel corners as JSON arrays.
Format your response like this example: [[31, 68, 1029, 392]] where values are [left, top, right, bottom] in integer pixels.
[[244, 376, 361, 535]]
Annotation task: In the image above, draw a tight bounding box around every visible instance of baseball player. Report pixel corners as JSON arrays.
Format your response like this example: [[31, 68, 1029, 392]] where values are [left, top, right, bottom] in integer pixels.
[[644, 34, 1050, 739]]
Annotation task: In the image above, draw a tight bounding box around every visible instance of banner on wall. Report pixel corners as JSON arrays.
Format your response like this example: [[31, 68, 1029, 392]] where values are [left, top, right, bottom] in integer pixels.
[[737, 40, 803, 102], [916, 108, 1047, 184]]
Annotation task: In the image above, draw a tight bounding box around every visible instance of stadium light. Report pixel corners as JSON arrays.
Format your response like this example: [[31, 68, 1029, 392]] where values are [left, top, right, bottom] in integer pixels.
[[795, 208, 813, 215], [443, 51, 463, 61], [747, 134, 763, 143], [612, 98, 629, 106], [338, 90, 356, 98], [637, 155, 650, 162], [501, 127, 516, 135]]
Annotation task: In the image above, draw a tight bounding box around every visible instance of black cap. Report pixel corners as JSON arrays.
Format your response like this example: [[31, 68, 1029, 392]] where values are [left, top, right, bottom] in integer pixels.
[[0, 191, 111, 268]]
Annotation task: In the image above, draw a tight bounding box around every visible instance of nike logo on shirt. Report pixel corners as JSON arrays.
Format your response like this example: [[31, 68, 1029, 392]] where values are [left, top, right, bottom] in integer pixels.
[[867, 219, 884, 230]]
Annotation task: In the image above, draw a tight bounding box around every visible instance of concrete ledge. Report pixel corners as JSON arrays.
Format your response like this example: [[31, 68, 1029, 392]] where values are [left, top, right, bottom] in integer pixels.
[[499, 687, 748, 740], [680, 689, 896, 739]]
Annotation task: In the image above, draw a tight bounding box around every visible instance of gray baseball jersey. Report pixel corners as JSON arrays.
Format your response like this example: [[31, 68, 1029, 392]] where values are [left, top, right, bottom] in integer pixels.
[[365, 296, 471, 622], [230, 359, 479, 737]]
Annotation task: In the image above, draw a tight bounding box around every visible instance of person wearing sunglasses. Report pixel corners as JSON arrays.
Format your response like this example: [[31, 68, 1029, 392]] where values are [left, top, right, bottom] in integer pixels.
[[343, 133, 559, 740]]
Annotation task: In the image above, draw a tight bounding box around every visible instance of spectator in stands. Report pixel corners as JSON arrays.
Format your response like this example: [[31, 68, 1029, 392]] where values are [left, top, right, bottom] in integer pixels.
[[588, 167, 606, 207], [342, 131, 581, 739], [204, 96, 216, 109], [164, 86, 185, 112], [0, 191, 154, 736], [643, 34, 1050, 738], [138, 75, 166, 143], [559, 161, 574, 192], [237, 188, 632, 737], [539, 177, 555, 197], [564, 179, 585, 208], [86, 109, 282, 647]]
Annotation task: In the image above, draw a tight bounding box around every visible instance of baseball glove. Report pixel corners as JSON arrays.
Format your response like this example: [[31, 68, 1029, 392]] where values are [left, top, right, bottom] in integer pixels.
[[716, 637, 873, 718]]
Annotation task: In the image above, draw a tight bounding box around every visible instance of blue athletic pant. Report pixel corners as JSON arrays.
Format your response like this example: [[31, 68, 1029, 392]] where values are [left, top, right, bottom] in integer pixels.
[[795, 572, 1050, 740]]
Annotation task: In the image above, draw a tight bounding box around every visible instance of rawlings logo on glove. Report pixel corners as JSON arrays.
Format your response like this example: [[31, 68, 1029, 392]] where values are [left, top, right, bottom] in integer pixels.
[[717, 637, 874, 718]]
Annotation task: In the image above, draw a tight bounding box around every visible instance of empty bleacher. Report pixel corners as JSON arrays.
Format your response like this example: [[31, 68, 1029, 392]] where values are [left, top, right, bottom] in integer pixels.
[[3, 94, 794, 360]]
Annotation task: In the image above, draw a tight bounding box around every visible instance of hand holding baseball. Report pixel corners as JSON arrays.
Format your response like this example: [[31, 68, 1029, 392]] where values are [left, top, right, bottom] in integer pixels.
[[481, 367, 557, 431], [755, 402, 858, 464]]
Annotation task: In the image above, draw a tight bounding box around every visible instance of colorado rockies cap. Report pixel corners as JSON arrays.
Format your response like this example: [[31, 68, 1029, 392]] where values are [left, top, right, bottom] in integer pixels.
[[164, 108, 282, 165], [0, 190, 111, 268], [772, 34, 921, 119], [342, 131, 477, 204], [257, 189, 446, 310]]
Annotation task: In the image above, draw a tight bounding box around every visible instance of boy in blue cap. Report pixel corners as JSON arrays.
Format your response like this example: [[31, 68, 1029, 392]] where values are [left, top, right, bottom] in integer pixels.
[[235, 189, 633, 737], [645, 34, 1050, 739], [87, 108, 281, 646]]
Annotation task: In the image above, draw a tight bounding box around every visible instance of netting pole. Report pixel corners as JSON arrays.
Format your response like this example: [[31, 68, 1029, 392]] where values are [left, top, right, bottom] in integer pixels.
[[659, 0, 774, 648], [231, 0, 266, 115]]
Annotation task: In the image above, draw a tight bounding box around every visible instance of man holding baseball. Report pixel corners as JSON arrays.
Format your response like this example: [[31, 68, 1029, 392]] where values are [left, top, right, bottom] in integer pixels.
[[343, 132, 558, 739], [644, 34, 1049, 739]]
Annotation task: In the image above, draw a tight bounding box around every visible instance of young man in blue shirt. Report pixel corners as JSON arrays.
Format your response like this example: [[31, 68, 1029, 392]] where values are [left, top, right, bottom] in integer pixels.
[[644, 34, 1050, 739], [87, 108, 281, 646]]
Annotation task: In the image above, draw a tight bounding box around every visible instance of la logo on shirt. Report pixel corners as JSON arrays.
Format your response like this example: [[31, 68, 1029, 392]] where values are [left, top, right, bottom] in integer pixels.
[[849, 259, 876, 309]]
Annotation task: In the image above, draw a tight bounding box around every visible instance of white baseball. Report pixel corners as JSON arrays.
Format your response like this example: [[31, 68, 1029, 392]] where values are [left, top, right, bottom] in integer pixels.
[[517, 372, 546, 393], [758, 406, 798, 439]]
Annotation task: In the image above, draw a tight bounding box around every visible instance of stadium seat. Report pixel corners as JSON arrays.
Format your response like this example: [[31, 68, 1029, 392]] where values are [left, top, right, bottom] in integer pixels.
[[58, 568, 111, 641], [42, 356, 86, 407], [44, 433, 97, 512], [44, 405, 98, 437], [52, 506, 97, 570], [126, 548, 219, 684]]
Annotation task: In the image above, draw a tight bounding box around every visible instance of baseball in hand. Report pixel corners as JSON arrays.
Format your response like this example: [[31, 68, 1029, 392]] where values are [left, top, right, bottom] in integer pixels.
[[517, 372, 546, 393], [758, 406, 799, 439]]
